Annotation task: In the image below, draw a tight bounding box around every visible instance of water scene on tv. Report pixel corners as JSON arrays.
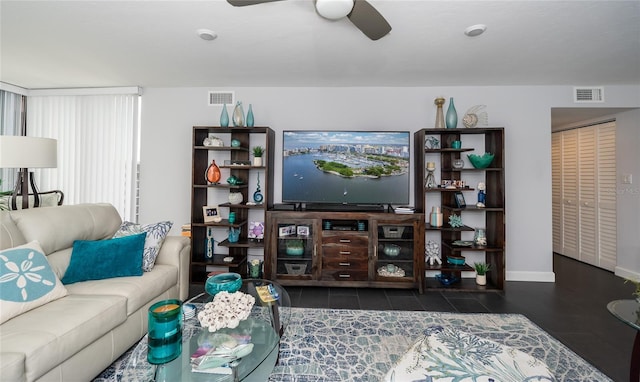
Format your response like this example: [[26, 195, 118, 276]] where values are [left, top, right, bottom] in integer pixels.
[[282, 131, 410, 205]]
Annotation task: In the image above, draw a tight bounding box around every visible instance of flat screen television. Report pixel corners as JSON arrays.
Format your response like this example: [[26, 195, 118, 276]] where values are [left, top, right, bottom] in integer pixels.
[[282, 130, 410, 206]]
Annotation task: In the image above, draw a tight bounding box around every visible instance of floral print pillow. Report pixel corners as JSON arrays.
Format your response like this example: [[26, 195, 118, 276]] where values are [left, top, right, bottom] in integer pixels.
[[113, 221, 173, 271], [0, 241, 68, 324]]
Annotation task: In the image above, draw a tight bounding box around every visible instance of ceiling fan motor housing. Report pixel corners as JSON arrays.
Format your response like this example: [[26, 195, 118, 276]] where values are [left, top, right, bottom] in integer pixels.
[[315, 0, 354, 20]]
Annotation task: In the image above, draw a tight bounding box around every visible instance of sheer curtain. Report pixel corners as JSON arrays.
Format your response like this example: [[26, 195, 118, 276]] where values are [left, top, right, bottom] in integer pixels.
[[28, 93, 139, 221], [0, 90, 23, 193]]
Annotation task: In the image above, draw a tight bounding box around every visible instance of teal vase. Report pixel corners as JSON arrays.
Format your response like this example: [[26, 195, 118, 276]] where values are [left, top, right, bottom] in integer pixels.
[[446, 97, 457, 129], [220, 104, 229, 127], [246, 104, 254, 127]]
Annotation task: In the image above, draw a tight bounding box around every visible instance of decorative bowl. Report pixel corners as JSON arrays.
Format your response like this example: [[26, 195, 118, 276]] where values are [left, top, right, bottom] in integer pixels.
[[452, 159, 465, 169], [286, 240, 304, 256], [205, 272, 242, 296], [467, 153, 495, 168], [383, 244, 401, 257], [435, 273, 460, 286], [447, 255, 466, 266]]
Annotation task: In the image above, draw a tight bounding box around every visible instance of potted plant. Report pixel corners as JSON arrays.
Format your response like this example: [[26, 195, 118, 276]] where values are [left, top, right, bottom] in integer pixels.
[[252, 146, 264, 167], [473, 262, 490, 285], [624, 278, 640, 303]]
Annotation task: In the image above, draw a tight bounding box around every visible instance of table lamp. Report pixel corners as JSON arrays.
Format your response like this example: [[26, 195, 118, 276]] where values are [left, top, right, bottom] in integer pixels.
[[0, 136, 57, 209]]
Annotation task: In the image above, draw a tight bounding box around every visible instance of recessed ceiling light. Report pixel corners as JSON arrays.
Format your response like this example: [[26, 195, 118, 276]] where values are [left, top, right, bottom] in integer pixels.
[[197, 29, 217, 41], [464, 24, 487, 37]]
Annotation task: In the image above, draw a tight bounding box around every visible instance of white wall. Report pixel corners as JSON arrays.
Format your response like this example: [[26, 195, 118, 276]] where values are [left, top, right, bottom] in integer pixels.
[[139, 85, 640, 282]]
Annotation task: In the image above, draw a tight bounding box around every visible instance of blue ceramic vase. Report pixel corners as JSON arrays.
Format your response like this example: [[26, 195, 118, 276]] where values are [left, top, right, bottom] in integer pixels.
[[220, 104, 229, 127], [246, 104, 254, 127], [446, 97, 457, 129]]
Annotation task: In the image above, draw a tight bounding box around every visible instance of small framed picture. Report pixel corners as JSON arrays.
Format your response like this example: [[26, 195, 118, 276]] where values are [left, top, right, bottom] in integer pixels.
[[248, 221, 265, 241], [278, 225, 296, 237], [454, 192, 466, 208], [297, 225, 310, 236], [203, 205, 220, 223]]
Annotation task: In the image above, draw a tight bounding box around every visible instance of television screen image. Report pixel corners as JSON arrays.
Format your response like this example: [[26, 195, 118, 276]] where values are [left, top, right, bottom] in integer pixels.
[[282, 131, 410, 206]]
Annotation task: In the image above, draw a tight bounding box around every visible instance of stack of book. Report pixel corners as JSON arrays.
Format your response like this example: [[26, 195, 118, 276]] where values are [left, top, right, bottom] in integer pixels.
[[181, 223, 191, 237], [393, 206, 415, 214]]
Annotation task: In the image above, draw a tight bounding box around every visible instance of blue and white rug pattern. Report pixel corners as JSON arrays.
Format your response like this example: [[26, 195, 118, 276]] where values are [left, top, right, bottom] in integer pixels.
[[94, 308, 611, 382]]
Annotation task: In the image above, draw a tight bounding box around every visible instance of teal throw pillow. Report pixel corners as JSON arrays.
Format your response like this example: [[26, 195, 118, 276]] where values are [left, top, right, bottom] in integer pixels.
[[61, 232, 146, 285], [0, 241, 68, 324], [113, 221, 173, 271]]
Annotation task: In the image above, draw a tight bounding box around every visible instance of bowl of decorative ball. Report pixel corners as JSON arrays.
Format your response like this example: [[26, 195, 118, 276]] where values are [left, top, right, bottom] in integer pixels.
[[467, 152, 495, 169], [383, 244, 401, 257], [205, 272, 242, 296]]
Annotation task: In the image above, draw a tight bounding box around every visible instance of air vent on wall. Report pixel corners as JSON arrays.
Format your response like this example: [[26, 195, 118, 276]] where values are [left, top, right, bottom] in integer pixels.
[[208, 91, 234, 106], [574, 87, 604, 103]]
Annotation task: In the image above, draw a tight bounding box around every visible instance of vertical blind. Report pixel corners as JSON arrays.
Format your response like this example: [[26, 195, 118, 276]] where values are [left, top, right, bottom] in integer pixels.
[[27, 94, 139, 220], [0, 90, 23, 192]]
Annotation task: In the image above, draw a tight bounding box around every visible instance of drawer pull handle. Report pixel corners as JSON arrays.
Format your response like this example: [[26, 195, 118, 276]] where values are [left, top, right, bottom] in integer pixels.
[[339, 251, 351, 255], [339, 274, 351, 278], [339, 239, 351, 243], [339, 262, 350, 266]]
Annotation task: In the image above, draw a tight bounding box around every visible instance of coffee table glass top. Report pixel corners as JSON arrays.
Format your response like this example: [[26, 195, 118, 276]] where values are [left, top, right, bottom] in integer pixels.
[[607, 299, 640, 331], [121, 279, 291, 381]]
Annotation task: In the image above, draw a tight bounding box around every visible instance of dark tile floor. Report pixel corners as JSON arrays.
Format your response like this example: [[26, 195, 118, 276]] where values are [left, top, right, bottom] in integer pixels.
[[191, 254, 637, 382]]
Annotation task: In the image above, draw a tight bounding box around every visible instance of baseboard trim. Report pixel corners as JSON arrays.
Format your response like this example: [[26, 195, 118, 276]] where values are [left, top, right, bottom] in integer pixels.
[[506, 271, 556, 282], [615, 266, 640, 281]]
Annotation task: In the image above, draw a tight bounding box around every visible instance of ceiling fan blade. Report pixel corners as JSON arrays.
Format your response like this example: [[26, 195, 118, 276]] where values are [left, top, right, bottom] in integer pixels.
[[347, 0, 391, 40], [227, 0, 283, 6]]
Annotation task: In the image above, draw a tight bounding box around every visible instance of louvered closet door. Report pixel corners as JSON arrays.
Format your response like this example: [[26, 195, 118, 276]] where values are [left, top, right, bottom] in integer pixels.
[[552, 133, 563, 253], [561, 129, 579, 259], [597, 122, 617, 271], [578, 127, 597, 266]]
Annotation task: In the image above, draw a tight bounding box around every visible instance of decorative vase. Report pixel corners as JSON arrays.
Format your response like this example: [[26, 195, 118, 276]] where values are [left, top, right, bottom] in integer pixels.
[[232, 101, 244, 127], [445, 97, 458, 129], [434, 97, 445, 128], [425, 162, 437, 189], [228, 192, 243, 204], [429, 206, 443, 227], [220, 104, 229, 127], [231, 139, 241, 147], [205, 160, 221, 184], [248, 260, 263, 278], [476, 274, 487, 286], [473, 228, 487, 246], [228, 228, 241, 243], [246, 104, 254, 127]]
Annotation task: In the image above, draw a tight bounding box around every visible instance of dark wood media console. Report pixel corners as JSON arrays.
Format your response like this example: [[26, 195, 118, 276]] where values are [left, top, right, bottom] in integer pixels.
[[265, 211, 425, 293]]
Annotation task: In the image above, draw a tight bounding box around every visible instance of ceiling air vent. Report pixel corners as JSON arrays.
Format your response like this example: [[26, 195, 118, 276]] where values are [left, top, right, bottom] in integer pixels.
[[208, 91, 234, 106], [574, 87, 604, 103]]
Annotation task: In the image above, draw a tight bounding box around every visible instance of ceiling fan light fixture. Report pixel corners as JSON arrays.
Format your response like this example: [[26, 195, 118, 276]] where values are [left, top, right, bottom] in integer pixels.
[[464, 24, 487, 37], [197, 29, 218, 41], [315, 0, 354, 20]]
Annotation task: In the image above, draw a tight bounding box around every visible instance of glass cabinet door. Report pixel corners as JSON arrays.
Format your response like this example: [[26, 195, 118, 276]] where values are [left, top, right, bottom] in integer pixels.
[[275, 219, 317, 279], [375, 223, 415, 281]]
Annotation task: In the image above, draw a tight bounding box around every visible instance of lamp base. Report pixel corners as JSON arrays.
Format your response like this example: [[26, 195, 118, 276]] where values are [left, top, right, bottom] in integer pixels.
[[11, 169, 41, 210]]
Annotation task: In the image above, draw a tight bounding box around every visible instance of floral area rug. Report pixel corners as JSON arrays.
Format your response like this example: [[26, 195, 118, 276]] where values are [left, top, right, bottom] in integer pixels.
[[94, 308, 611, 382]]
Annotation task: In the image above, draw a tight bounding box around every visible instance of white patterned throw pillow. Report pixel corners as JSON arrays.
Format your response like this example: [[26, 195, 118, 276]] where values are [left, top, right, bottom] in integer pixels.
[[0, 241, 68, 324], [113, 221, 173, 271]]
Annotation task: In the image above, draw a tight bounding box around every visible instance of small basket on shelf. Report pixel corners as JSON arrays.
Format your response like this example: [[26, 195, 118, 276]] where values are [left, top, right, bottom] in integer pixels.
[[285, 263, 307, 275], [382, 226, 405, 239]]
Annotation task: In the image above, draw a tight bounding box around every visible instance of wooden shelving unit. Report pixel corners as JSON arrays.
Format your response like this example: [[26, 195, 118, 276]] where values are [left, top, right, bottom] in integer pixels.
[[414, 127, 505, 291]]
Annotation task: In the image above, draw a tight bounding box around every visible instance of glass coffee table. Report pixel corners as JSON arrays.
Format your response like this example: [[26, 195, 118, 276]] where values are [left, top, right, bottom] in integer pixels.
[[607, 299, 640, 382], [121, 279, 291, 382]]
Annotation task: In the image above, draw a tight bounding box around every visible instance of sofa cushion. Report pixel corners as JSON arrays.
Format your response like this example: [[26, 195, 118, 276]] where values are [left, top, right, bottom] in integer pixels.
[[0, 241, 68, 324], [64, 263, 178, 316], [113, 220, 173, 271], [0, 294, 127, 382], [61, 233, 146, 285], [9, 203, 122, 256], [0, 211, 27, 251]]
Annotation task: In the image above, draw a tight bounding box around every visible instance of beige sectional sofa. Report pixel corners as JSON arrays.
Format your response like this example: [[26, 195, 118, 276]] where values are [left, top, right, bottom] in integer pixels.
[[0, 203, 190, 382]]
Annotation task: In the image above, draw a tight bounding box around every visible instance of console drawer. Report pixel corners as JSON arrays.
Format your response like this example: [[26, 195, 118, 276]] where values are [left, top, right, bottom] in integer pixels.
[[322, 246, 368, 259], [322, 257, 368, 271], [322, 233, 368, 247], [321, 269, 368, 281]]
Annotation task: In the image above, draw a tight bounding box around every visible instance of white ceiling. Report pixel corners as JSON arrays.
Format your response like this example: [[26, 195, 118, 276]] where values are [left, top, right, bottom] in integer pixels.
[[2, 0, 639, 90]]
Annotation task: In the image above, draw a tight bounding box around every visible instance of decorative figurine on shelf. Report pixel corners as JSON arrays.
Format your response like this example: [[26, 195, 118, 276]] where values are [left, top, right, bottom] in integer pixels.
[[425, 162, 437, 189], [205, 160, 221, 184], [448, 213, 463, 228], [253, 173, 264, 204], [425, 240, 442, 266], [425, 136, 440, 149], [463, 105, 488, 128], [477, 182, 486, 208], [429, 206, 443, 227], [205, 227, 215, 259]]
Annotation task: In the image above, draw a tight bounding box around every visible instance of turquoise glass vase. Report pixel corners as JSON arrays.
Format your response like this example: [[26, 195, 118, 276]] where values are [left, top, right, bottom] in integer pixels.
[[246, 104, 254, 127], [446, 97, 457, 129], [220, 104, 229, 127], [147, 299, 183, 364]]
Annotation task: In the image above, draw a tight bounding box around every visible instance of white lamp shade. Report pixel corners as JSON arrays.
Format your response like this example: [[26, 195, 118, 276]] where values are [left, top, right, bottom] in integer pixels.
[[0, 136, 57, 168]]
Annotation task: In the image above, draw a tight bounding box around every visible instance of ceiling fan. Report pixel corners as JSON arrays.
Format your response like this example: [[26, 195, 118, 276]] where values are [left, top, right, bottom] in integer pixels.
[[226, 0, 392, 40]]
